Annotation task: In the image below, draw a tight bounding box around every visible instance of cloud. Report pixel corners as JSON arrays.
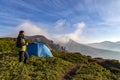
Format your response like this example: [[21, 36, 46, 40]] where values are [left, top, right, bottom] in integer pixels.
[[54, 19, 66, 31], [13, 21, 49, 38], [11, 21, 87, 43], [53, 22, 86, 43]]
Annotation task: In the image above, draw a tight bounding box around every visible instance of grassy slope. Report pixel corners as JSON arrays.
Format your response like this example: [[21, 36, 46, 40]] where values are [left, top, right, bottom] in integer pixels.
[[0, 38, 120, 80], [0, 53, 74, 80]]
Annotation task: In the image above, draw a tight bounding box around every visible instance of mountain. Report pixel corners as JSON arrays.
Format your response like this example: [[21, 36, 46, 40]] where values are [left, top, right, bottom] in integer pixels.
[[87, 41, 120, 52], [65, 40, 120, 61], [26, 35, 65, 51], [116, 41, 120, 44]]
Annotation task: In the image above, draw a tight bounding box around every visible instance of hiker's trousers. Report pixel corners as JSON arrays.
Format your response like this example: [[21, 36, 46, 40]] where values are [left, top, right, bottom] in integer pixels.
[[19, 51, 29, 63]]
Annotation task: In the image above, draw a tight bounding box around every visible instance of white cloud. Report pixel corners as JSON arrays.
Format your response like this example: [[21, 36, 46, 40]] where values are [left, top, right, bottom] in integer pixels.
[[54, 19, 66, 31], [13, 21, 49, 38], [53, 22, 87, 43], [12, 21, 86, 44]]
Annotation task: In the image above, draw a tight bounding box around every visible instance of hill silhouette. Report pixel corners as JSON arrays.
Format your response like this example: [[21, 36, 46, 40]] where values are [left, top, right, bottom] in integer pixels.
[[26, 35, 66, 52]]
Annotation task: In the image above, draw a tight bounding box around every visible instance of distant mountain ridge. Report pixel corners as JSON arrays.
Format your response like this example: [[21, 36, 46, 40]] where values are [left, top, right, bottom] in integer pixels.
[[87, 41, 120, 52], [26, 36, 120, 61], [65, 40, 120, 61]]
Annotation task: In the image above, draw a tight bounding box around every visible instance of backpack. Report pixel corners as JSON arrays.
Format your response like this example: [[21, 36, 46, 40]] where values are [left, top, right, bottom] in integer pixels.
[[16, 36, 22, 48]]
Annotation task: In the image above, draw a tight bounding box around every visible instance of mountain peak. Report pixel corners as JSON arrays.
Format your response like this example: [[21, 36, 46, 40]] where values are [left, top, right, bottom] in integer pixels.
[[101, 41, 113, 44], [69, 39, 75, 43]]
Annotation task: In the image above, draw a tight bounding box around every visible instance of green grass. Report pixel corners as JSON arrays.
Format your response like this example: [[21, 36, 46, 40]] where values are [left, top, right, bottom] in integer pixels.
[[0, 38, 120, 80], [0, 52, 74, 80], [72, 62, 117, 80]]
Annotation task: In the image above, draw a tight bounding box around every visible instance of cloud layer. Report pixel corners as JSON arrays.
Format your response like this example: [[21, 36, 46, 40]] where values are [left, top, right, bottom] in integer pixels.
[[53, 22, 86, 43], [13, 21, 86, 43], [13, 21, 49, 38]]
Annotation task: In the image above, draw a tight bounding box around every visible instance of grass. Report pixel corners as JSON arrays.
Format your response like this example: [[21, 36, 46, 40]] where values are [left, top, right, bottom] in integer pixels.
[[0, 38, 120, 80]]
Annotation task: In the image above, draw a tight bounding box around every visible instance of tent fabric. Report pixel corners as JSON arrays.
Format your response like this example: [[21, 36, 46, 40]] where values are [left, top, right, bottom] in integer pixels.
[[27, 42, 53, 57]]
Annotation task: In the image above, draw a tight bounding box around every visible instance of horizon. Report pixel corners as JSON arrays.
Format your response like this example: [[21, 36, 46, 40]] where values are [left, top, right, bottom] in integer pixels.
[[1, 35, 120, 44], [1, 0, 120, 43]]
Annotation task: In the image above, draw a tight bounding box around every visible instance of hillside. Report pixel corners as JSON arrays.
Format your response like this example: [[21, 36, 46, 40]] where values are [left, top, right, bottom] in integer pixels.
[[26, 35, 65, 51], [65, 40, 120, 61], [0, 38, 120, 80]]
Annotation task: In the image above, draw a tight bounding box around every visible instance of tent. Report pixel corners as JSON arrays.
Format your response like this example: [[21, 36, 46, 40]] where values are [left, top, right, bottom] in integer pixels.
[[27, 42, 53, 57]]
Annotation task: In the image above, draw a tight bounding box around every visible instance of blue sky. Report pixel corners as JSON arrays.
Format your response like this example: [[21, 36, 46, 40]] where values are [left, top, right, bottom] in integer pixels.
[[1, 0, 120, 43]]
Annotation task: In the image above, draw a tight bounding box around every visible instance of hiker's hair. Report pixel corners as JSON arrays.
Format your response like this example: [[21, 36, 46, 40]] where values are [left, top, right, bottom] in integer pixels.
[[19, 30, 24, 34]]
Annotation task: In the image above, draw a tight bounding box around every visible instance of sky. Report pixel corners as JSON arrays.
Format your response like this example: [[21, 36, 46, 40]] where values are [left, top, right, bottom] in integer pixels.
[[1, 0, 120, 43]]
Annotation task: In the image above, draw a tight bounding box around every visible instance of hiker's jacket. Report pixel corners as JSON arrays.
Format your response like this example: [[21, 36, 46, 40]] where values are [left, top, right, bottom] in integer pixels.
[[18, 34, 27, 52], [21, 38, 27, 51]]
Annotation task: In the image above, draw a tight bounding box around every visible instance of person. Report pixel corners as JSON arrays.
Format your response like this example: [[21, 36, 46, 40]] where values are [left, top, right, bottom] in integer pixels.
[[16, 30, 29, 64]]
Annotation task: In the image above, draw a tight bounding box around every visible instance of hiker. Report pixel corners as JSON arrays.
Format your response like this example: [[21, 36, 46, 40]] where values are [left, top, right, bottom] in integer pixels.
[[16, 30, 29, 64]]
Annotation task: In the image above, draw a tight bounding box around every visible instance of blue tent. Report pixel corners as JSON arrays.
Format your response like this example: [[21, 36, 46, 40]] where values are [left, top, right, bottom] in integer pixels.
[[27, 42, 53, 57]]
